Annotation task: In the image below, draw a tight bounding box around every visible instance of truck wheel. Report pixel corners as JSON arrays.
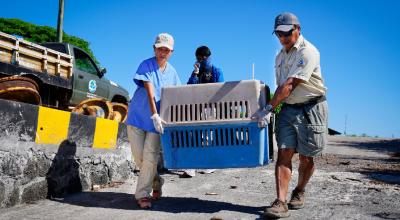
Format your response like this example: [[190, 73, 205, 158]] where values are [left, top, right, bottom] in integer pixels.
[[0, 76, 41, 105], [72, 98, 113, 120], [111, 103, 128, 123]]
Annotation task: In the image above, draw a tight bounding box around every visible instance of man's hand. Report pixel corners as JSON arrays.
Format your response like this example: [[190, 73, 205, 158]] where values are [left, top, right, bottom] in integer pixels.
[[151, 113, 166, 134], [193, 62, 200, 75]]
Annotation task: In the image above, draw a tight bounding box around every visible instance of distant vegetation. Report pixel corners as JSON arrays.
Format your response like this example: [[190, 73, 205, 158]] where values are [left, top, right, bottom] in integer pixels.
[[0, 18, 99, 64]]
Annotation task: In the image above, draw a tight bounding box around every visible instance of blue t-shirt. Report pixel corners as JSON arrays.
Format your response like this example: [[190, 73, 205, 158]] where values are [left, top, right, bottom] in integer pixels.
[[126, 57, 181, 133]]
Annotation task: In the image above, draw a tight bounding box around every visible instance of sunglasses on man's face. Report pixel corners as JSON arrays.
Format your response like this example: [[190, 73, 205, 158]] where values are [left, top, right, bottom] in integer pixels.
[[275, 29, 295, 38]]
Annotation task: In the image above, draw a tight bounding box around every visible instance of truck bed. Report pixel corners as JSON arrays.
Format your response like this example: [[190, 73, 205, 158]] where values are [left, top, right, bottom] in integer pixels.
[[0, 31, 73, 79]]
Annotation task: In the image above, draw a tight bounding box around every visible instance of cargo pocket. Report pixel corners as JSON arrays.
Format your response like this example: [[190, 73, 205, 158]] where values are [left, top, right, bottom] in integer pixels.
[[306, 124, 326, 150]]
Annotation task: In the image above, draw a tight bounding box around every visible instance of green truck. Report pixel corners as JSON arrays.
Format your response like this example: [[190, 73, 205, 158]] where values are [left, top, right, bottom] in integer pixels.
[[0, 31, 129, 111]]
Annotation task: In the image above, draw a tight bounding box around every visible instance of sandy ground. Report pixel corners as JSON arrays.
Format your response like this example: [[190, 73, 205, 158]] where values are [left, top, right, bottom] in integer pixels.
[[0, 136, 399, 220]]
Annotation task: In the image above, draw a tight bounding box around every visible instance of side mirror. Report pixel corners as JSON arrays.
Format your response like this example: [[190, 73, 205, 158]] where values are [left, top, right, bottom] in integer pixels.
[[98, 68, 107, 78]]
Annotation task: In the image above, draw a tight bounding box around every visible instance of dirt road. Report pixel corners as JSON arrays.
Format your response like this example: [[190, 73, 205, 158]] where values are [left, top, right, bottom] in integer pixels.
[[1, 136, 399, 219]]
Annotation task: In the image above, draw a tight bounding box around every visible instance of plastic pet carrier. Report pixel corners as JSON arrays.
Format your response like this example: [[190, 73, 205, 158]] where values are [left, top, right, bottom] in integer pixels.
[[159, 80, 271, 169]]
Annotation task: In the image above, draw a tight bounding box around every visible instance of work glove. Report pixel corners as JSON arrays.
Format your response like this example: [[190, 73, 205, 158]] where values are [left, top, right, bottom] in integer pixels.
[[193, 62, 200, 75], [151, 113, 166, 134], [257, 110, 272, 128], [252, 109, 272, 128]]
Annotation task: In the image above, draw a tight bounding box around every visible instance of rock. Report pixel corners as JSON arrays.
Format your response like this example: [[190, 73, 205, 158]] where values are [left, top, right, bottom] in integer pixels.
[[8, 187, 20, 207], [21, 178, 47, 203], [93, 158, 101, 165], [339, 161, 351, 165], [0, 181, 5, 205], [92, 184, 100, 191]]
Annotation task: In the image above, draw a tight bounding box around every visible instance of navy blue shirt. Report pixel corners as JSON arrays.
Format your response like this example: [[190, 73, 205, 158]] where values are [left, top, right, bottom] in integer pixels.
[[187, 65, 224, 84]]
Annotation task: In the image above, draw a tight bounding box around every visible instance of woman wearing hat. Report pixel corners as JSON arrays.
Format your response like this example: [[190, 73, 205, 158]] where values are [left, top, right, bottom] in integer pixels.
[[126, 33, 181, 209]]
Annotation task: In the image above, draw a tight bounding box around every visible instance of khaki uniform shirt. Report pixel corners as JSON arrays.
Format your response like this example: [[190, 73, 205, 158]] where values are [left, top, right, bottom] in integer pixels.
[[275, 35, 327, 104]]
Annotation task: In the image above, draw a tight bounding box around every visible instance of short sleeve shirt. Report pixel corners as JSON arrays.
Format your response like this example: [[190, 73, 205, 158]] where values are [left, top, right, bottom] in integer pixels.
[[275, 35, 327, 104], [126, 57, 181, 133]]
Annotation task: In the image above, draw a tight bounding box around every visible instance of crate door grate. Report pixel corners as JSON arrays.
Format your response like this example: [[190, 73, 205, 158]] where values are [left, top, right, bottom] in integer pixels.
[[170, 127, 251, 148], [169, 100, 251, 123]]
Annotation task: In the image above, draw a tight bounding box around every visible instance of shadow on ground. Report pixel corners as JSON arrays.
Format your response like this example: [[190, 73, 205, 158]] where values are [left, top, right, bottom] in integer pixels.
[[52, 191, 263, 215], [359, 169, 400, 185], [329, 139, 400, 157], [318, 154, 400, 185]]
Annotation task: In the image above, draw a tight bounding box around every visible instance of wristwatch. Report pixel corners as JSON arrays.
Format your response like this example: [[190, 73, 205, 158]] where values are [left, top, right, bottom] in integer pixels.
[[264, 104, 274, 112]]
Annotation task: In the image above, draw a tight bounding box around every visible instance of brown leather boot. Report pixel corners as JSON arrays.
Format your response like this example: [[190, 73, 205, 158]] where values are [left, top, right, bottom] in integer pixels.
[[263, 199, 290, 218]]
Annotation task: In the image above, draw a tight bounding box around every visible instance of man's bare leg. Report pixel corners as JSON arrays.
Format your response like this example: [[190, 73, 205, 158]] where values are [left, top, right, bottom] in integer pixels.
[[296, 154, 314, 191], [275, 149, 296, 202]]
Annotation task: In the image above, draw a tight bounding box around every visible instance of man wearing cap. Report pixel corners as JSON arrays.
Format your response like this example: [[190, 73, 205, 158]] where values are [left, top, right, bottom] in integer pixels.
[[126, 33, 181, 209], [259, 13, 328, 218]]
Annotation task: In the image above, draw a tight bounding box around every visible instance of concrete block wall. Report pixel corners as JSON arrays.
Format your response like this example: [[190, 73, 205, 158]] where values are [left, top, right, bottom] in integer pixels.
[[0, 99, 135, 208]]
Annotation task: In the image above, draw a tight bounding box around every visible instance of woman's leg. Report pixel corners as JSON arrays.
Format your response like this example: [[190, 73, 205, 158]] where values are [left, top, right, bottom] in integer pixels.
[[127, 125, 145, 169], [135, 131, 161, 199]]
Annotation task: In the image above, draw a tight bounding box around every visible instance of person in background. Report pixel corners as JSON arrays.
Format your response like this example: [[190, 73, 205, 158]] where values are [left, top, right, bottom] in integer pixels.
[[181, 46, 224, 178], [187, 45, 224, 84], [259, 12, 328, 218], [126, 33, 181, 209]]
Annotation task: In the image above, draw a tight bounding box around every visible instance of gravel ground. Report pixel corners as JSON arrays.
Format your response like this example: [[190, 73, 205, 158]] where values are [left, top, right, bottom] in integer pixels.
[[0, 136, 399, 220]]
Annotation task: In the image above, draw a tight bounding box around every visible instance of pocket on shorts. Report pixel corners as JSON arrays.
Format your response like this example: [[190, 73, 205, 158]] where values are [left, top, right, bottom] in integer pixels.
[[307, 124, 326, 150]]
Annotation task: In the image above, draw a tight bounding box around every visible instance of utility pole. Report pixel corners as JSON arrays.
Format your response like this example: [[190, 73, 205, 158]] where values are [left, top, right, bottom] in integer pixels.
[[344, 115, 347, 136], [56, 0, 65, 42], [252, 63, 255, 80]]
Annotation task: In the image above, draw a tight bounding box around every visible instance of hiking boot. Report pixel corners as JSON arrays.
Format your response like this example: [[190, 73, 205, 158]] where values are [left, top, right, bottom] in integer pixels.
[[263, 199, 290, 219], [288, 188, 305, 210]]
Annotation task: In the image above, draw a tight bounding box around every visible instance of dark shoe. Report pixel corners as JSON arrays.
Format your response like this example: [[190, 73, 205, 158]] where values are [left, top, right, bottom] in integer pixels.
[[179, 173, 193, 178], [179, 170, 195, 178], [137, 197, 152, 209], [263, 199, 290, 219], [288, 188, 305, 210]]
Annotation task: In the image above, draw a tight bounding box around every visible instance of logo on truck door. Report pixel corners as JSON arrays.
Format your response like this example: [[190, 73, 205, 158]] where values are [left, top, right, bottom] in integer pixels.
[[88, 80, 97, 93]]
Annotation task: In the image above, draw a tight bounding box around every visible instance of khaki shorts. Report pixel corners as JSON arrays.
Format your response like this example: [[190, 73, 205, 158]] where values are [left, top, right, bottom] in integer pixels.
[[276, 100, 328, 157]]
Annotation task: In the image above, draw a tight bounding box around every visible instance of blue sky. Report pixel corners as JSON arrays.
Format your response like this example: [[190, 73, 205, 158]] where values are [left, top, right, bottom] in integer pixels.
[[1, 0, 399, 138]]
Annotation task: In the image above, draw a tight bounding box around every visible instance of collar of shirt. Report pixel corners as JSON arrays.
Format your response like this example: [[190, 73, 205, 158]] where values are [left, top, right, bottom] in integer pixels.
[[293, 34, 304, 49], [280, 35, 304, 54]]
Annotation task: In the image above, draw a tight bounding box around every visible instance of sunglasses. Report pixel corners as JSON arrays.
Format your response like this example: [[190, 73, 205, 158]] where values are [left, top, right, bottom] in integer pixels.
[[275, 29, 295, 38]]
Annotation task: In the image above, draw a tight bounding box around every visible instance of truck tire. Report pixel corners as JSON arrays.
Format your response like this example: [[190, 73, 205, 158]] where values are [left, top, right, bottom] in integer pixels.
[[72, 98, 113, 120], [0, 76, 40, 105], [111, 103, 128, 123]]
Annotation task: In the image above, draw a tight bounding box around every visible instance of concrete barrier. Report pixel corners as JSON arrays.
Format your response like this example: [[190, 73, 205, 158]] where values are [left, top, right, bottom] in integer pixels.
[[0, 98, 127, 149], [0, 99, 134, 208]]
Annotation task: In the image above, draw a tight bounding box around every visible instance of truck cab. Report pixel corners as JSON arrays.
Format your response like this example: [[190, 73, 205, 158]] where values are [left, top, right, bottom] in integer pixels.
[[41, 42, 129, 106]]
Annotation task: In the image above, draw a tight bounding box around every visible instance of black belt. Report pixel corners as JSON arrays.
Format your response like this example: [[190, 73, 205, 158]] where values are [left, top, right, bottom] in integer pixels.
[[283, 96, 326, 108]]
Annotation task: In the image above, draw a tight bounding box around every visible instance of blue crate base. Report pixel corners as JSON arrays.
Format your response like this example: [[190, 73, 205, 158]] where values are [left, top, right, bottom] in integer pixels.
[[161, 122, 269, 169]]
